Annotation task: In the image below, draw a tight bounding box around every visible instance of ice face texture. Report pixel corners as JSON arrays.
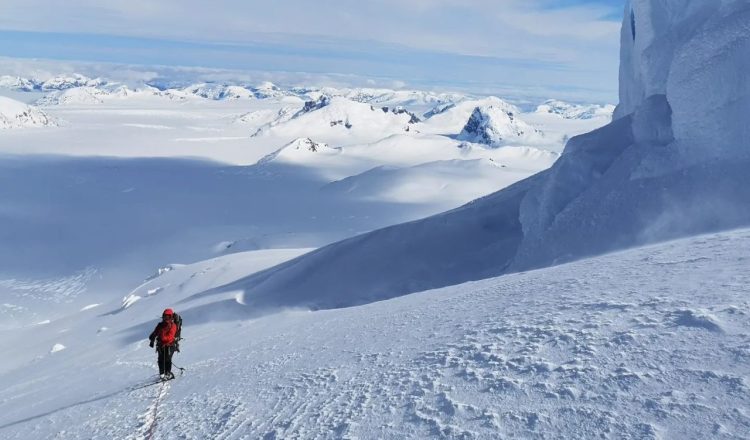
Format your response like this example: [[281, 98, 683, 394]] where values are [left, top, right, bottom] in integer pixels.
[[616, 0, 750, 161]]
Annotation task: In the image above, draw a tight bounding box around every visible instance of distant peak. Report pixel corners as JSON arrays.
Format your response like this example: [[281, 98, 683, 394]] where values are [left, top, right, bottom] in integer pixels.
[[536, 99, 614, 120], [288, 137, 327, 152], [256, 137, 339, 165], [458, 105, 542, 147]]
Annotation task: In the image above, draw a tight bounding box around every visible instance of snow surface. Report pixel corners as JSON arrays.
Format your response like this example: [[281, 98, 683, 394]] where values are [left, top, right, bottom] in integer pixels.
[[0, 229, 748, 439]]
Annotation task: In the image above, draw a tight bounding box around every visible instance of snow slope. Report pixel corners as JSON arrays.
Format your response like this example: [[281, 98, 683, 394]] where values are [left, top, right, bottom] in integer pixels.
[[256, 133, 558, 181], [0, 96, 55, 129], [0, 153, 433, 323], [0, 228, 748, 439], [322, 159, 535, 206], [223, 0, 750, 309]]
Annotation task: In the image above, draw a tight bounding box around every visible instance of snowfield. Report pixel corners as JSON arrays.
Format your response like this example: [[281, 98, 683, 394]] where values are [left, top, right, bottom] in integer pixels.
[[0, 75, 597, 328], [0, 229, 748, 439]]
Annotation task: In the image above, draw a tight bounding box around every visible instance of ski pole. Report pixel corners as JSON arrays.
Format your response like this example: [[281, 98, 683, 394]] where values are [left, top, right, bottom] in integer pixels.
[[172, 362, 186, 374]]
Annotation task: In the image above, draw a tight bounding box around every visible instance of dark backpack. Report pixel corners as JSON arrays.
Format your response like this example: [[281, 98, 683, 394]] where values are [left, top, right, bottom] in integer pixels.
[[173, 313, 183, 351]]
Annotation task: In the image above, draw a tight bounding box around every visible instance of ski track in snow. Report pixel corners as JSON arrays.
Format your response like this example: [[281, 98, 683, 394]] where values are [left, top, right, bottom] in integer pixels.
[[3, 230, 744, 439], [136, 380, 170, 440]]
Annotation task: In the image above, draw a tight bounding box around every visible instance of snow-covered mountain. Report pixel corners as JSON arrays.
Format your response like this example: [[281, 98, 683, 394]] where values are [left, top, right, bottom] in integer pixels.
[[252, 81, 287, 99], [0, 96, 56, 128], [252, 96, 420, 144], [34, 84, 224, 106], [422, 102, 456, 119], [35, 86, 114, 106], [180, 83, 255, 100], [232, 107, 294, 126], [176, 81, 290, 100], [40, 74, 104, 91], [535, 99, 615, 120], [257, 137, 341, 165], [420, 97, 521, 134], [458, 104, 544, 146], [0, 75, 37, 91], [335, 87, 466, 107], [0, 74, 104, 92]]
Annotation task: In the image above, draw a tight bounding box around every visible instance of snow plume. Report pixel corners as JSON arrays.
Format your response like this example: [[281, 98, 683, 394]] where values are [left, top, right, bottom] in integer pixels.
[[634, 171, 750, 247], [220, 0, 750, 312]]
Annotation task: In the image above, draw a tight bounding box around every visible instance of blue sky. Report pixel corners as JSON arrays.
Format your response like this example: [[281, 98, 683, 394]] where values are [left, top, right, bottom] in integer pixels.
[[0, 0, 625, 102]]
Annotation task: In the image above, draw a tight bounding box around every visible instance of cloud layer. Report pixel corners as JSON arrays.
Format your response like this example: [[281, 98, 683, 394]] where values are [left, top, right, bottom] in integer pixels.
[[0, 0, 624, 102]]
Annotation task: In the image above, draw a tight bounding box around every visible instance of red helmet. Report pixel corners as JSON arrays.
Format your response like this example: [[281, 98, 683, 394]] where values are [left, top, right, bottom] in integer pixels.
[[162, 308, 174, 316]]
